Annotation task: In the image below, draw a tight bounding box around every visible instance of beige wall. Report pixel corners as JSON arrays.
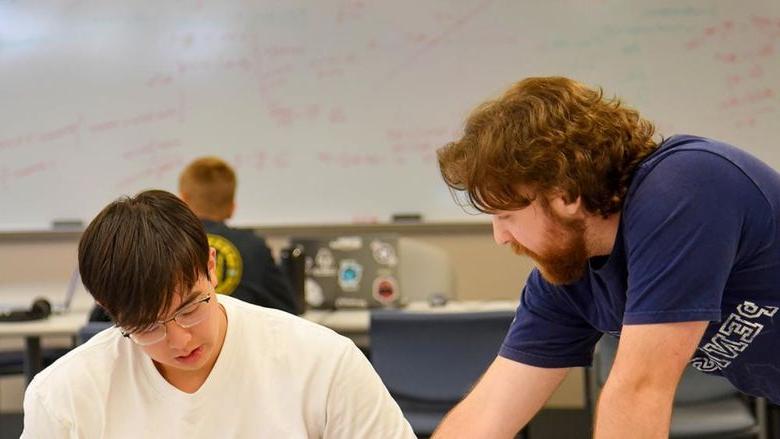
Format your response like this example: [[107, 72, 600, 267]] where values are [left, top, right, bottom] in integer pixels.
[[0, 227, 585, 410], [0, 238, 80, 284]]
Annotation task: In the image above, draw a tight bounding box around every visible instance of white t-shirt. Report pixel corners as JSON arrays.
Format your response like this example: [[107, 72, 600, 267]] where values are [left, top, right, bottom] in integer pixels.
[[22, 295, 414, 438]]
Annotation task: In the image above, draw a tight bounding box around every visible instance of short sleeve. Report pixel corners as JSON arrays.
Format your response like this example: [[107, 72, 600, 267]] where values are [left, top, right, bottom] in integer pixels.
[[499, 270, 602, 368], [622, 150, 767, 324], [22, 387, 73, 439]]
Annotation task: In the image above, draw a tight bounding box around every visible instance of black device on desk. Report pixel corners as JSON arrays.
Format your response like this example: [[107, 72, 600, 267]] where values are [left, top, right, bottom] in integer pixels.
[[289, 235, 403, 310], [0, 298, 51, 322], [0, 268, 81, 322]]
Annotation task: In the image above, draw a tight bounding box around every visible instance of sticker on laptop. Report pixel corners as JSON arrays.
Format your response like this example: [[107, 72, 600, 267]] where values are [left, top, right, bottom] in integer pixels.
[[304, 278, 325, 307], [312, 247, 337, 277], [372, 275, 399, 304], [371, 240, 398, 266], [338, 259, 363, 292]]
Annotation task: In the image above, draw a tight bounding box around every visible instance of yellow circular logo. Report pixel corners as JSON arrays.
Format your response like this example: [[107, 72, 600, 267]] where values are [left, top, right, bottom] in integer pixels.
[[208, 234, 243, 295]]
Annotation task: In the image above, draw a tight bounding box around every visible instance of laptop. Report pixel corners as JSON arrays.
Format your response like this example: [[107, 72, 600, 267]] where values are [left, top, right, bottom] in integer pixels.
[[53, 267, 81, 314], [0, 268, 81, 321], [290, 235, 403, 309]]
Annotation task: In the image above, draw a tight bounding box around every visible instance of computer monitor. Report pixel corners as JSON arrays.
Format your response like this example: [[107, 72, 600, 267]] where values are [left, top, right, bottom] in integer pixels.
[[290, 235, 402, 309]]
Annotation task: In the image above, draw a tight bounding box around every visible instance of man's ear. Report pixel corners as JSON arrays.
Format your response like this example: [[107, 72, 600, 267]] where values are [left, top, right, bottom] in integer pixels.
[[548, 191, 583, 220]]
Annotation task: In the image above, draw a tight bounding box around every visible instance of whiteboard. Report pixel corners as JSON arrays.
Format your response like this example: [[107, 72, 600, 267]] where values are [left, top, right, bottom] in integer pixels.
[[1, 0, 778, 230]]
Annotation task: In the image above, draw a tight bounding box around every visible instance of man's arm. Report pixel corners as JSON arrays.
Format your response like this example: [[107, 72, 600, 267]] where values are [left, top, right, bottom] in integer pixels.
[[594, 321, 708, 438], [433, 356, 569, 439], [22, 389, 72, 438]]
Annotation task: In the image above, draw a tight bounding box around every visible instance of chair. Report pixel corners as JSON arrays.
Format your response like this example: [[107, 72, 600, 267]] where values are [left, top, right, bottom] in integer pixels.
[[588, 335, 766, 438], [397, 238, 456, 303], [77, 321, 113, 345], [370, 310, 525, 437], [0, 348, 71, 376]]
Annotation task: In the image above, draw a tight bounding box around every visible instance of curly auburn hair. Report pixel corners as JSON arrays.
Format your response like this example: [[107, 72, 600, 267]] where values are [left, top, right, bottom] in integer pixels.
[[437, 76, 659, 217]]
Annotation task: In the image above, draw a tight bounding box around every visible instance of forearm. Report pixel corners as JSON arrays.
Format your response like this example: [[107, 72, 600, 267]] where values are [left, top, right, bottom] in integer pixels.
[[592, 322, 707, 439], [594, 382, 674, 439], [434, 392, 533, 439], [433, 359, 567, 439]]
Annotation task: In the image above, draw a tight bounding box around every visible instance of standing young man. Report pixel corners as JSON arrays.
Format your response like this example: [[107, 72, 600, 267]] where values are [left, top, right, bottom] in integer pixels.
[[23, 190, 414, 438], [433, 76, 780, 438]]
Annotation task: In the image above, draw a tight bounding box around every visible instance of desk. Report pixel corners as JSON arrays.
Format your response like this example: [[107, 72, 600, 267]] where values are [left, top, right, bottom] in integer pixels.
[[0, 283, 93, 384], [0, 299, 517, 384], [0, 311, 89, 384], [302, 300, 518, 349]]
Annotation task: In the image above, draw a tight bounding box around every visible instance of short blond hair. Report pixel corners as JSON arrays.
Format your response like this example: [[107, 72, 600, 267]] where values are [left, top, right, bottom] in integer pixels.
[[178, 157, 236, 220]]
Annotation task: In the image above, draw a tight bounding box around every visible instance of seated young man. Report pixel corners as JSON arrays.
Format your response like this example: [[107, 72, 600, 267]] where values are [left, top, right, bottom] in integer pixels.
[[178, 156, 298, 313], [22, 190, 414, 438]]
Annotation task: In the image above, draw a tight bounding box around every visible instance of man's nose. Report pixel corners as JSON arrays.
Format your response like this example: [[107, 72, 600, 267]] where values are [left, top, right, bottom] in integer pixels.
[[165, 321, 192, 349], [491, 217, 511, 245]]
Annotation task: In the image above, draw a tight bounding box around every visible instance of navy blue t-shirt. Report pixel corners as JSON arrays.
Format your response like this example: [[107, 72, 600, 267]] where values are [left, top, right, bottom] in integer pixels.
[[499, 135, 780, 403]]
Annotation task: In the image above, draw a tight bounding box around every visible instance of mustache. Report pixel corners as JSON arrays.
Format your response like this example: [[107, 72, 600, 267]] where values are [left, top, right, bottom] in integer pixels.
[[508, 236, 588, 285], [510, 241, 528, 257]]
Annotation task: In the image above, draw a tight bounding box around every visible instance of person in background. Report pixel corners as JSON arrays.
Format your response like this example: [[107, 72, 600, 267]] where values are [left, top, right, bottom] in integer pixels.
[[433, 76, 780, 438], [178, 156, 297, 313], [90, 156, 297, 322], [23, 190, 414, 438]]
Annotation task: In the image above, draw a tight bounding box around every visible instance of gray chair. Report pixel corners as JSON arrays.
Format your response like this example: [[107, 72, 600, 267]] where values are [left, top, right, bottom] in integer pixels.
[[0, 348, 71, 376], [77, 321, 113, 345], [370, 310, 527, 437], [588, 335, 766, 438]]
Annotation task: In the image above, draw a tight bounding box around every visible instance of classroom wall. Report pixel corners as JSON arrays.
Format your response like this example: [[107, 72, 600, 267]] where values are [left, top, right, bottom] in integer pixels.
[[0, 228, 585, 411]]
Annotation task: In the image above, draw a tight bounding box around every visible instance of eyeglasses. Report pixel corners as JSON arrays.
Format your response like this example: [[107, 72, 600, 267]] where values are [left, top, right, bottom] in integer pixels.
[[120, 294, 213, 346]]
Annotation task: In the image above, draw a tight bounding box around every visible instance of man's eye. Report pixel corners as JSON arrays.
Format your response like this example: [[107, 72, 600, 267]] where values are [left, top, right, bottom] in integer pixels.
[[138, 324, 161, 334], [179, 305, 199, 316]]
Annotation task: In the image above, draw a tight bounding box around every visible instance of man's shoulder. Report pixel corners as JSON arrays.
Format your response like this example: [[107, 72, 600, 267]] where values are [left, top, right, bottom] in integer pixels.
[[26, 329, 124, 405], [222, 296, 353, 354], [634, 135, 771, 188], [624, 135, 778, 214], [203, 221, 267, 248]]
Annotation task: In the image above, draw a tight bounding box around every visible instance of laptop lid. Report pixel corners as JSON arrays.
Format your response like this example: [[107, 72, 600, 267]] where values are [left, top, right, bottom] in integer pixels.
[[292, 235, 402, 309], [52, 267, 81, 314]]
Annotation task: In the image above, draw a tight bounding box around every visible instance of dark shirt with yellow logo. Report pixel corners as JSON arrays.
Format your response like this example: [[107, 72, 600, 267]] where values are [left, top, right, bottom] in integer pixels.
[[202, 220, 296, 314]]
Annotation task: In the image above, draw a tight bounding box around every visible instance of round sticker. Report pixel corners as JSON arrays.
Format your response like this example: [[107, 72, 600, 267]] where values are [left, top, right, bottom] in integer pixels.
[[208, 234, 243, 295], [372, 276, 399, 304]]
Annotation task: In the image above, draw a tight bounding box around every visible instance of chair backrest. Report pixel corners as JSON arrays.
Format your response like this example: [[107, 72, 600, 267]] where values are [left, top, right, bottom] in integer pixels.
[[593, 335, 741, 404], [370, 310, 514, 403], [397, 238, 456, 303], [77, 322, 113, 345]]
